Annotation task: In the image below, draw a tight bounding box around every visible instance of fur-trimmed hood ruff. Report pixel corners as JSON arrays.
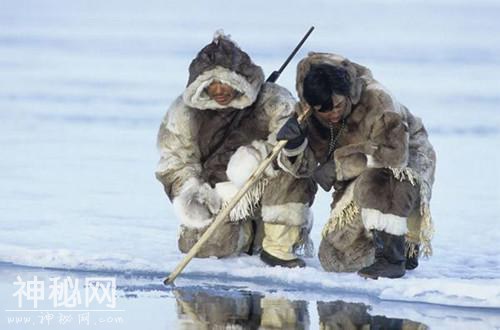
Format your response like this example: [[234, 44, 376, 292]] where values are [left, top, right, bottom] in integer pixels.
[[295, 52, 372, 118], [183, 32, 265, 110]]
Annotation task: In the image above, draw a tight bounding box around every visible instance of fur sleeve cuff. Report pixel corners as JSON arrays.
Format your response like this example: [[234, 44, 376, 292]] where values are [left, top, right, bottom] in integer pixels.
[[281, 138, 308, 157]]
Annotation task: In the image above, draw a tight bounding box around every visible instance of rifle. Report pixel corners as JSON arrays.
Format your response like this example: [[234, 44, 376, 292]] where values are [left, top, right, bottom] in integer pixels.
[[164, 26, 314, 285], [267, 26, 314, 83]]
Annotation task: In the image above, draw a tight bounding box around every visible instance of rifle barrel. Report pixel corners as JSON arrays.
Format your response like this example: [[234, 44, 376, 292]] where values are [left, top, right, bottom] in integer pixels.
[[266, 26, 314, 83], [277, 26, 314, 75]]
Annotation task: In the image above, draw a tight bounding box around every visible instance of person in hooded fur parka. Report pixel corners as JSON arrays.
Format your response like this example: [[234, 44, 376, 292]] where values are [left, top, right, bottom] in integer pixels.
[[155, 32, 317, 268], [277, 52, 436, 279]]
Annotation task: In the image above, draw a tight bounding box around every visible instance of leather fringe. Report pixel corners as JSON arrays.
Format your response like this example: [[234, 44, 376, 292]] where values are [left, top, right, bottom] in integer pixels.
[[322, 200, 360, 238], [222, 179, 269, 222], [390, 167, 434, 257]]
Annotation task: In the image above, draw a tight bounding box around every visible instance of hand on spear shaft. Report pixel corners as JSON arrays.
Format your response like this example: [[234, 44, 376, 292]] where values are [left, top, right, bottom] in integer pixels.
[[163, 27, 314, 285]]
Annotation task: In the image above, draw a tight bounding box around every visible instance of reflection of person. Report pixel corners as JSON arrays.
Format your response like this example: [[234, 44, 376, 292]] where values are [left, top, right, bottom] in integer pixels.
[[260, 298, 310, 329], [155, 32, 316, 267], [175, 288, 262, 329], [174, 287, 309, 330], [317, 300, 429, 329], [277, 52, 436, 279]]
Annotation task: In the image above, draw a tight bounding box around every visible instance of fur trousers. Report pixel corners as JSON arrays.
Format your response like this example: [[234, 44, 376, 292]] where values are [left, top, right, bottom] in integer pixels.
[[319, 168, 420, 272]]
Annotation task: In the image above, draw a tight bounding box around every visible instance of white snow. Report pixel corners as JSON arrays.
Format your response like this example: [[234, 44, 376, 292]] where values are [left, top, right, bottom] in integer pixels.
[[0, 0, 499, 326]]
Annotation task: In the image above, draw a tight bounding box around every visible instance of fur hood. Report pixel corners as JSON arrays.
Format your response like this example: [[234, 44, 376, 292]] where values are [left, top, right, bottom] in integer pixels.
[[183, 32, 265, 110], [295, 52, 373, 117]]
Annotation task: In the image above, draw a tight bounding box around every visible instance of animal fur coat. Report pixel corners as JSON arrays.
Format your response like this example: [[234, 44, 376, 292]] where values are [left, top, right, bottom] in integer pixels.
[[279, 52, 436, 270], [155, 34, 316, 257]]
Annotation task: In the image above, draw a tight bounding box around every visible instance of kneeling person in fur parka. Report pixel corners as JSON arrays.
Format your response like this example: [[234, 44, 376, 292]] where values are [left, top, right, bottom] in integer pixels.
[[277, 52, 436, 279], [155, 33, 317, 268]]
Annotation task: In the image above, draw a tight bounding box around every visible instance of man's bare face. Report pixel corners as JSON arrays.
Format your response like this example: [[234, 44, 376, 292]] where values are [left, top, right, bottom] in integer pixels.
[[206, 81, 236, 106], [313, 95, 350, 125]]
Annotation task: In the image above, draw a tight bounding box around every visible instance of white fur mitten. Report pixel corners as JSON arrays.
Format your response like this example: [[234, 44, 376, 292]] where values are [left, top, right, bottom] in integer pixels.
[[172, 178, 222, 228], [227, 146, 260, 187], [227, 141, 278, 188]]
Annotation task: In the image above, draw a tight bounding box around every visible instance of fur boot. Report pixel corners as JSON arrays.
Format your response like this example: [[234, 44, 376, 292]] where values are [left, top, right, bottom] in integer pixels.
[[358, 230, 406, 279]]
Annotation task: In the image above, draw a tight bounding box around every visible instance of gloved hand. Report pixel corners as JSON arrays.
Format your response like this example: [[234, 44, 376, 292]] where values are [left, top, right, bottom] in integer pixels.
[[174, 180, 222, 228], [197, 182, 222, 215], [312, 160, 337, 191], [276, 117, 306, 150]]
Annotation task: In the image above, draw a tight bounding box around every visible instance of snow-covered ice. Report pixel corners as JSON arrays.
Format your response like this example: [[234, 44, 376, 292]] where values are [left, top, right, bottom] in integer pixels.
[[1, 0, 499, 328]]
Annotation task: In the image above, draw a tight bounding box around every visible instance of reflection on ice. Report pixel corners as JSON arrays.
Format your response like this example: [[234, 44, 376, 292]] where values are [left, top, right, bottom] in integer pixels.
[[175, 288, 263, 329], [317, 301, 427, 330], [174, 287, 428, 329]]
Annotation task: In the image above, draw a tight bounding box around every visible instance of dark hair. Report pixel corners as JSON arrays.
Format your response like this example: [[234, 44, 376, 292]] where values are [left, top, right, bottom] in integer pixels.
[[302, 64, 351, 112]]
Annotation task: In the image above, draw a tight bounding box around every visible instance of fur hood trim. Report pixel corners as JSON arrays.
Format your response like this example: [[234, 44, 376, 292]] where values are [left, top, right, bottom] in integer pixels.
[[296, 52, 371, 108], [183, 66, 262, 110], [184, 32, 265, 110]]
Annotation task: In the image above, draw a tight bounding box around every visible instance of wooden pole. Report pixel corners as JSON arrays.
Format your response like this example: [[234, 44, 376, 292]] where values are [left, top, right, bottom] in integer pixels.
[[164, 108, 310, 285]]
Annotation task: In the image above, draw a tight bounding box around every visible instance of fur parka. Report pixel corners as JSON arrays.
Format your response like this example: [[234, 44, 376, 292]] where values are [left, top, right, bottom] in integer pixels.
[[279, 52, 436, 258], [156, 34, 315, 238]]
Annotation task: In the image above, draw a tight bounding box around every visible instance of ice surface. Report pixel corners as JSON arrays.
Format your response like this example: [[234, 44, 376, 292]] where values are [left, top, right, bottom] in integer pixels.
[[0, 0, 499, 320]]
